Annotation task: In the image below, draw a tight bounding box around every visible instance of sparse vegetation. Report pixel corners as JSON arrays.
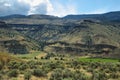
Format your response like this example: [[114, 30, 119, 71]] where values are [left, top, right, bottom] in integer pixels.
[[33, 69, 46, 77], [0, 11, 120, 80], [0, 51, 120, 80], [24, 71, 32, 80], [7, 69, 18, 77]]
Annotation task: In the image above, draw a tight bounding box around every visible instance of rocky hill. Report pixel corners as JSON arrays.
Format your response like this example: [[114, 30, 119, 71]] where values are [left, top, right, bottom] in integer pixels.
[[0, 21, 40, 54], [0, 11, 120, 56]]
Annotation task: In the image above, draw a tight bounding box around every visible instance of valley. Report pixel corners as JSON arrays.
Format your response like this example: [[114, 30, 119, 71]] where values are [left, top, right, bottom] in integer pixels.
[[0, 11, 120, 80]]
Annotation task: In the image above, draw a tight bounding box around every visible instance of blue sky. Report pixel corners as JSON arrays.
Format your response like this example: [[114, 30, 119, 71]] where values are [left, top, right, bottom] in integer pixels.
[[50, 0, 120, 15], [0, 0, 120, 17]]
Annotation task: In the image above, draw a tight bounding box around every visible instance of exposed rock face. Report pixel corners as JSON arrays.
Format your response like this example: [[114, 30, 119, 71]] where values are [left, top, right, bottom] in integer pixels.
[[0, 21, 39, 54], [0, 21, 7, 28], [0, 11, 120, 55]]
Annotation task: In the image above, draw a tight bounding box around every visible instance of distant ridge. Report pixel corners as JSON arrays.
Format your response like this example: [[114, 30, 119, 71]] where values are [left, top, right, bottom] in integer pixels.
[[63, 11, 120, 22], [0, 14, 27, 19], [1, 11, 120, 22], [0, 14, 59, 20]]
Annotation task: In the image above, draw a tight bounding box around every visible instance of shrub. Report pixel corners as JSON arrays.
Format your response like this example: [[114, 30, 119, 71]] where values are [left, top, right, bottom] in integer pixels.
[[110, 72, 119, 79], [24, 71, 31, 80], [27, 61, 37, 69], [0, 73, 3, 80], [19, 63, 29, 70], [50, 68, 63, 80], [7, 69, 18, 77], [7, 61, 21, 69], [92, 71, 107, 80], [0, 62, 3, 70], [33, 69, 46, 77], [42, 61, 64, 72], [50, 68, 73, 80], [73, 70, 88, 80]]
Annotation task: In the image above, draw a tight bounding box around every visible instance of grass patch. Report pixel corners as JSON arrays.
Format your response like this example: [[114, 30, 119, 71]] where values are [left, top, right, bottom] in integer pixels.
[[15, 51, 42, 59], [0, 52, 22, 64]]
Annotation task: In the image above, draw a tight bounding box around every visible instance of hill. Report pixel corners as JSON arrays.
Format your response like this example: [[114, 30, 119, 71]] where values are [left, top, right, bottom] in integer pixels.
[[0, 21, 40, 54], [0, 7, 120, 80], [63, 11, 120, 23], [0, 11, 120, 56]]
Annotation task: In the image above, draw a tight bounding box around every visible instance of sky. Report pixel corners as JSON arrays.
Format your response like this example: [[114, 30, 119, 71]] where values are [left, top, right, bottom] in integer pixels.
[[0, 0, 120, 17]]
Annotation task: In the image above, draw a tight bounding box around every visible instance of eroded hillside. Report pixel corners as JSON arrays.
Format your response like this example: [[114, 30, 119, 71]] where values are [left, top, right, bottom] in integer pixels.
[[0, 11, 120, 56]]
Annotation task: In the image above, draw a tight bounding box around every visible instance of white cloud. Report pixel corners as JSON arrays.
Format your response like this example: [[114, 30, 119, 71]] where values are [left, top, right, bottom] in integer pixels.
[[27, 0, 53, 15], [4, 3, 11, 7], [0, 0, 77, 17], [0, 0, 53, 16], [48, 1, 77, 17], [0, 0, 30, 16]]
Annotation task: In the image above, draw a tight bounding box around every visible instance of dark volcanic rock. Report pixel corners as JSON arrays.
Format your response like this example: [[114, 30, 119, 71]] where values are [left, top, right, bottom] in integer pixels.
[[0, 21, 9, 28]]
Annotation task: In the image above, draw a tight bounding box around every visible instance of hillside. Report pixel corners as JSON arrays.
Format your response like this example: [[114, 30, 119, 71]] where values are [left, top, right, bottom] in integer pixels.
[[0, 11, 120, 80], [0, 21, 40, 54], [63, 11, 120, 22], [0, 11, 120, 56]]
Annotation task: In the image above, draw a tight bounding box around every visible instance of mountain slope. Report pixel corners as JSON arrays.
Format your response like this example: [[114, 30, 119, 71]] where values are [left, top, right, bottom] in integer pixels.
[[0, 21, 40, 54], [0, 11, 120, 55], [13, 19, 119, 47]]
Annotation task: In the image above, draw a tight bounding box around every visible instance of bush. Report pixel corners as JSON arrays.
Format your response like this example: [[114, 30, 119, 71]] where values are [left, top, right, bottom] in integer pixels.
[[24, 71, 31, 80], [42, 61, 64, 72], [92, 71, 107, 80], [73, 70, 88, 80], [33, 69, 46, 77], [110, 72, 119, 79], [19, 63, 29, 70], [50, 68, 75, 80], [0, 62, 3, 70], [50, 68, 63, 80], [0, 74, 3, 80], [27, 61, 37, 69], [8, 61, 21, 69], [7, 69, 18, 77]]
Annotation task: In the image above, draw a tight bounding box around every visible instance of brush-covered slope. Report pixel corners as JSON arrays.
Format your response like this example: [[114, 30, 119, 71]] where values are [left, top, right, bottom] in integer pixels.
[[0, 21, 40, 54], [61, 20, 120, 46], [40, 20, 120, 56], [0, 11, 120, 56], [14, 19, 119, 47], [5, 18, 119, 57]]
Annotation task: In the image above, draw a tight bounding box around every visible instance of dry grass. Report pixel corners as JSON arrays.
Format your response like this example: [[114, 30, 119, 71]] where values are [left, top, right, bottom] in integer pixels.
[[0, 52, 22, 64]]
